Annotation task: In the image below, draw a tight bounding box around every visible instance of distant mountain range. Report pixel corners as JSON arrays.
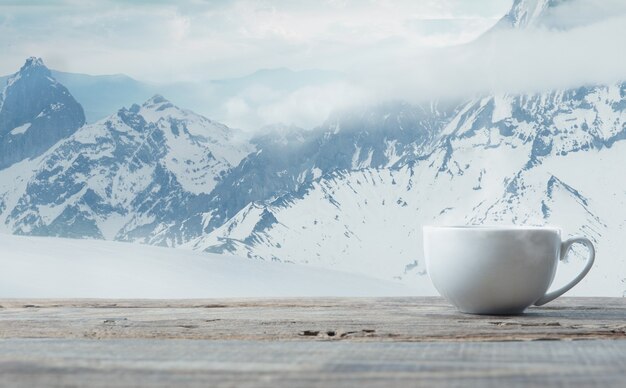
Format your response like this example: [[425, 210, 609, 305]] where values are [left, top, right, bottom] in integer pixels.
[[0, 67, 344, 125], [0, 0, 624, 296]]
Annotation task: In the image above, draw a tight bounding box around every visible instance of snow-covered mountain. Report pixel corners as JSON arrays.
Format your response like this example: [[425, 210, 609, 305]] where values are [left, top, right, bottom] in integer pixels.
[[493, 0, 561, 30], [189, 84, 626, 296], [179, 0, 626, 297], [196, 100, 458, 233], [0, 69, 156, 124], [0, 57, 85, 170], [1, 0, 625, 297], [0, 71, 252, 244], [486, 0, 610, 33]]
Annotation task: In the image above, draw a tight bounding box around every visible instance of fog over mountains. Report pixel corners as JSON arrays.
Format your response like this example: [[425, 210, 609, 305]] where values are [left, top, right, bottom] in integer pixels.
[[1, 67, 345, 129], [0, 0, 624, 296]]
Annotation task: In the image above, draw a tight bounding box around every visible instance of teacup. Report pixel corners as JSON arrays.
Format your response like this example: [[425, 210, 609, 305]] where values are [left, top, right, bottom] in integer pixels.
[[423, 226, 595, 315]]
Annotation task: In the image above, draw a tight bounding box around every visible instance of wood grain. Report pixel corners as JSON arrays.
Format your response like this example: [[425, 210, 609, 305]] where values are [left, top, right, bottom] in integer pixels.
[[1, 339, 625, 387], [0, 297, 624, 342], [1, 297, 624, 387]]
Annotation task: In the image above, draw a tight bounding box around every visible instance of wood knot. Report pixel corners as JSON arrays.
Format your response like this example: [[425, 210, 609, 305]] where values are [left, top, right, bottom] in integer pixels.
[[299, 330, 320, 336]]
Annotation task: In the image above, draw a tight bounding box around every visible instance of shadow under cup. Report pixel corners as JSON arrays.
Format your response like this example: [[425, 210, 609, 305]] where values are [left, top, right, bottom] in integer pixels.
[[423, 226, 593, 315]]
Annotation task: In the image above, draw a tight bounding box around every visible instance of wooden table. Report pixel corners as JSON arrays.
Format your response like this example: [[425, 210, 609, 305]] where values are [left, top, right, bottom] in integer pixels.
[[0, 297, 624, 387]]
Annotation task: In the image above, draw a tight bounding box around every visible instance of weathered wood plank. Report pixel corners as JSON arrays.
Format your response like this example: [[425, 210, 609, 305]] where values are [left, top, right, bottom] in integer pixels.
[[0, 339, 625, 387], [0, 297, 624, 342], [0, 298, 624, 387]]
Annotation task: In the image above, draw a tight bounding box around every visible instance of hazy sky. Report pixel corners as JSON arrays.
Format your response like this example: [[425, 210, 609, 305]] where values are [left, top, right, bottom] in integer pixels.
[[2, 0, 626, 131], [0, 0, 511, 81]]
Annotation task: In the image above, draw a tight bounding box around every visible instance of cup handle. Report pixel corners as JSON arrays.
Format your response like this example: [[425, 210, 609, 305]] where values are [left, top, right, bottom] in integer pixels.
[[534, 237, 595, 306]]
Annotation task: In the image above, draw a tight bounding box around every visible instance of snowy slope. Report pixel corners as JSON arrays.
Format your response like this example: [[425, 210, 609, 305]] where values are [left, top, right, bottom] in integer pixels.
[[138, 95, 252, 194], [1, 0, 625, 299], [0, 95, 252, 244], [189, 85, 626, 297], [495, 0, 558, 29], [0, 233, 414, 298], [486, 0, 568, 32], [195, 100, 458, 234]]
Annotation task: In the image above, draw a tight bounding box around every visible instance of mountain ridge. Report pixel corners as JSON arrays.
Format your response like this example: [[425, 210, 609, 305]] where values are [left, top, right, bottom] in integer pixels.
[[0, 85, 252, 244], [189, 81, 626, 296], [0, 0, 624, 297], [0, 57, 85, 170]]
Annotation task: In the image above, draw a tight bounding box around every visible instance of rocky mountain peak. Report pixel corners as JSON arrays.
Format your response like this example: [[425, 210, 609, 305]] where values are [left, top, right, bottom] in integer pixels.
[[20, 56, 47, 72], [492, 0, 566, 30], [142, 94, 174, 110], [0, 57, 85, 169]]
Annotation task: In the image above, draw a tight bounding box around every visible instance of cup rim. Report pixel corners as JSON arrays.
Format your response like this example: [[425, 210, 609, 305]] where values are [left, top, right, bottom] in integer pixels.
[[423, 225, 561, 232]]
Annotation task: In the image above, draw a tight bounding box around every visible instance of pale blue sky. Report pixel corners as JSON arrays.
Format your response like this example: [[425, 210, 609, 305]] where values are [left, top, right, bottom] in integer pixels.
[[0, 0, 513, 81]]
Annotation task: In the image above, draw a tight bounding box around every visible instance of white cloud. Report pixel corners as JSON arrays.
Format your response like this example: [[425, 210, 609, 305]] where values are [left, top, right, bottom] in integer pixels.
[[363, 11, 626, 103], [0, 0, 509, 81], [211, 81, 371, 131], [2, 0, 625, 132], [168, 13, 191, 41], [255, 82, 372, 130]]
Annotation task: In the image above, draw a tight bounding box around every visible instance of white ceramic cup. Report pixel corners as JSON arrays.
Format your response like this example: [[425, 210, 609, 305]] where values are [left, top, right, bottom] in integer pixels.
[[423, 226, 595, 315]]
